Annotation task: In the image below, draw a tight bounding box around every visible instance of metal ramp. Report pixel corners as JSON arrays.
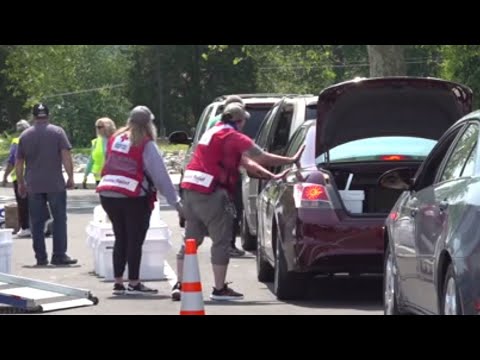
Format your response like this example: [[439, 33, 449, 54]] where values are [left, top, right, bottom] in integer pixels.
[[0, 273, 99, 313]]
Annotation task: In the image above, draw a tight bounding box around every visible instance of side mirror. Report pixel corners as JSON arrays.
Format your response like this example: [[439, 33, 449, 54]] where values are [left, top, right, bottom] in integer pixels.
[[379, 167, 415, 191], [168, 131, 192, 145]]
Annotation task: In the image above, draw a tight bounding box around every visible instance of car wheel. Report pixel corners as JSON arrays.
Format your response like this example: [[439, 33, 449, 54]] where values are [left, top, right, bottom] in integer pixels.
[[274, 237, 309, 301], [441, 264, 462, 315], [384, 245, 402, 315], [257, 246, 274, 282], [241, 211, 257, 251]]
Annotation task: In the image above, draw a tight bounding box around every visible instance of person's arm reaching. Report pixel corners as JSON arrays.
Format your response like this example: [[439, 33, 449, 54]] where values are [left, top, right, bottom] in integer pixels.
[[241, 155, 276, 180], [244, 144, 305, 168], [230, 132, 294, 180], [143, 142, 182, 210]]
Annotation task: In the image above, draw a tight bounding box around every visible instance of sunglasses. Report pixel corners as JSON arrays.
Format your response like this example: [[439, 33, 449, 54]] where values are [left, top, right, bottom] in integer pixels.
[[96, 125, 104, 129]]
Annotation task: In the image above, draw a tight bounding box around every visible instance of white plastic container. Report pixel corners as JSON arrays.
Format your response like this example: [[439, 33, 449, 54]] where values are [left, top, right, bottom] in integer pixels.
[[102, 240, 171, 281], [149, 201, 162, 227], [86, 220, 172, 279], [338, 173, 365, 214], [0, 229, 13, 274], [339, 190, 365, 214], [93, 205, 110, 224]]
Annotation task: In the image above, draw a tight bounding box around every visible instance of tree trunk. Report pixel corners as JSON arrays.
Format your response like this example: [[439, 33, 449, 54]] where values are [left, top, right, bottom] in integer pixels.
[[367, 45, 406, 77]]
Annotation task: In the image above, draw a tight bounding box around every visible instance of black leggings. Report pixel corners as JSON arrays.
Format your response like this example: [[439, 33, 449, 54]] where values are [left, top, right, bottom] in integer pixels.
[[100, 196, 152, 281]]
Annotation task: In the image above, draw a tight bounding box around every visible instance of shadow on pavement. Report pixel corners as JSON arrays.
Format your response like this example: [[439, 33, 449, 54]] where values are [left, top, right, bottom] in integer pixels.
[[204, 300, 279, 306], [264, 276, 383, 312], [106, 295, 171, 301], [22, 264, 82, 269]]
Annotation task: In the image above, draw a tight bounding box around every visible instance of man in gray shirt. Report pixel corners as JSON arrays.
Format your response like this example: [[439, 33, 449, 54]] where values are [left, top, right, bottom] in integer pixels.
[[16, 103, 77, 266]]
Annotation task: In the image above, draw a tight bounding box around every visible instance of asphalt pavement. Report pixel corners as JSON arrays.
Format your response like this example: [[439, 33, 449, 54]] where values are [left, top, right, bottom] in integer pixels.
[[0, 187, 382, 315]]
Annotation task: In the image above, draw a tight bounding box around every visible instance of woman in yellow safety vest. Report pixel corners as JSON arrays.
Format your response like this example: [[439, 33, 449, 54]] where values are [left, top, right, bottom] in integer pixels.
[[2, 120, 31, 237], [83, 117, 116, 188]]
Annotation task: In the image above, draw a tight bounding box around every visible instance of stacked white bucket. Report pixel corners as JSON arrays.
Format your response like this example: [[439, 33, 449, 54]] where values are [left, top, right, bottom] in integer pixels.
[[0, 229, 13, 274], [86, 202, 172, 281]]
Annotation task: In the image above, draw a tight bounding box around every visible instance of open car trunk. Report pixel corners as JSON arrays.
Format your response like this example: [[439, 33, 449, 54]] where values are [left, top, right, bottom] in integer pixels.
[[313, 77, 473, 216], [323, 162, 421, 215], [315, 77, 473, 158]]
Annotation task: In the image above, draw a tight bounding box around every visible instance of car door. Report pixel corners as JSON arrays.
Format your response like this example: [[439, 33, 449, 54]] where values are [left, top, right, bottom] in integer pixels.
[[413, 121, 479, 312], [260, 126, 309, 261], [393, 122, 467, 308], [244, 104, 281, 235]]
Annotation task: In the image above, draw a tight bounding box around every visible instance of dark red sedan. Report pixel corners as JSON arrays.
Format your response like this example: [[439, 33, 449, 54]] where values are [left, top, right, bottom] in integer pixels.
[[255, 77, 473, 300]]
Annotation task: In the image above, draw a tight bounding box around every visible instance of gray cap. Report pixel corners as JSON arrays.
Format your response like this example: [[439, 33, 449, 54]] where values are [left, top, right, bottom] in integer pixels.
[[223, 103, 250, 122], [224, 95, 245, 107], [129, 106, 155, 125], [16, 119, 30, 132]]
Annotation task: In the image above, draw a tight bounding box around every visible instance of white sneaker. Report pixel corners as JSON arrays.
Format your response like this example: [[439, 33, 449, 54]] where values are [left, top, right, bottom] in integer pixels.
[[16, 228, 31, 238]]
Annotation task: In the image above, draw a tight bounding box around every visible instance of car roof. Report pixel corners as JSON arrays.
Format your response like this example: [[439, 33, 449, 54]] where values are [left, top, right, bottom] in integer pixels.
[[214, 93, 312, 100], [283, 95, 318, 106], [213, 93, 315, 105]]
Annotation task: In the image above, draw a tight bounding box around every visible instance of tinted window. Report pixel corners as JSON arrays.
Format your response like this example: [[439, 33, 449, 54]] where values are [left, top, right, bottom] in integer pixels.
[[270, 108, 294, 154], [243, 106, 272, 139], [316, 136, 437, 164], [282, 126, 308, 171], [214, 104, 272, 139], [461, 144, 477, 178], [440, 124, 479, 182], [286, 127, 307, 157], [306, 104, 317, 120], [256, 106, 279, 147]]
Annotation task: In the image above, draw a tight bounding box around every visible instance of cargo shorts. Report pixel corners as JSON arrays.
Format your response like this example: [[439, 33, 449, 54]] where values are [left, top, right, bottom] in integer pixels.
[[176, 188, 235, 266]]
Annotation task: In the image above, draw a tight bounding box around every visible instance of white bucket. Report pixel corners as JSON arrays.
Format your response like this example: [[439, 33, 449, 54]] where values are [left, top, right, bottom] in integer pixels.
[[339, 190, 365, 214], [0, 229, 13, 274]]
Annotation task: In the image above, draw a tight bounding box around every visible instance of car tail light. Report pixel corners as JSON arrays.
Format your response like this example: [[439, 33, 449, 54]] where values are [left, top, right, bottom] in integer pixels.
[[294, 183, 331, 208], [380, 155, 409, 161], [389, 211, 399, 221]]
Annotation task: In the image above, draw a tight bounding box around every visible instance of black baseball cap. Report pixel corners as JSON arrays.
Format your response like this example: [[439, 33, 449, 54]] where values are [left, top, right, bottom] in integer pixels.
[[32, 103, 49, 118]]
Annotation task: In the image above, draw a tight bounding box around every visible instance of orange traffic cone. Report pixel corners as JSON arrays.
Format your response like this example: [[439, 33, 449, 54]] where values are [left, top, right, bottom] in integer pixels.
[[180, 239, 205, 315]]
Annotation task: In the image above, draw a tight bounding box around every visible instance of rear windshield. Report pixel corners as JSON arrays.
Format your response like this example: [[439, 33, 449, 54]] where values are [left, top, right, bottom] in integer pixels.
[[316, 136, 437, 164], [215, 104, 272, 139]]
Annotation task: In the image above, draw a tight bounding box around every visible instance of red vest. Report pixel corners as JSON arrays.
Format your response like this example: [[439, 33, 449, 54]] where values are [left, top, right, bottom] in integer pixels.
[[181, 123, 240, 196], [96, 133, 150, 197]]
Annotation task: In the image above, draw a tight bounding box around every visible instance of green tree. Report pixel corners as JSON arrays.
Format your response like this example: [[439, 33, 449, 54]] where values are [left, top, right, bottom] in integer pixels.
[[128, 45, 256, 133], [3, 45, 133, 146], [441, 45, 480, 107]]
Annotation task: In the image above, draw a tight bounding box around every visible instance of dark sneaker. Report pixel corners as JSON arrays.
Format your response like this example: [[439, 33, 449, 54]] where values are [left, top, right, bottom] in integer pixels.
[[229, 247, 246, 257], [171, 282, 181, 301], [51, 256, 78, 266], [113, 283, 126, 296], [126, 283, 158, 295], [36, 259, 48, 266], [210, 283, 244, 301]]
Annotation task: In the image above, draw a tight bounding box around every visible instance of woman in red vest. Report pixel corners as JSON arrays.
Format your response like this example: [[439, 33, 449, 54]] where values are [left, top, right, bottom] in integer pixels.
[[172, 103, 303, 301], [97, 106, 183, 296]]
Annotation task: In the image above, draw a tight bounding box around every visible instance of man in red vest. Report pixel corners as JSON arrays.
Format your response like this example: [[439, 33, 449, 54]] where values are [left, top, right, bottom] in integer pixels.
[[172, 103, 304, 301]]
